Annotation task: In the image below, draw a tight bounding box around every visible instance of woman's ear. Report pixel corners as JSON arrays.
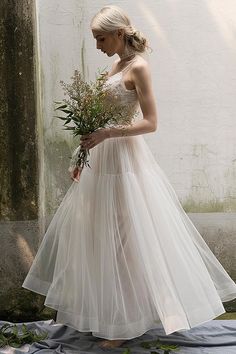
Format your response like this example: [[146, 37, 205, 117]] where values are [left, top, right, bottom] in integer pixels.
[[117, 29, 124, 39]]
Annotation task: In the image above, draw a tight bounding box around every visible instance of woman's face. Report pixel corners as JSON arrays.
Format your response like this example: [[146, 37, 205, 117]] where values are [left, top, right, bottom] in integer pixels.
[[92, 29, 122, 57]]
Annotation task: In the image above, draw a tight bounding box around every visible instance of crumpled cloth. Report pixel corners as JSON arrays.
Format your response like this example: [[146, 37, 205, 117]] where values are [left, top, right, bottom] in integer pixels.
[[0, 319, 236, 353]]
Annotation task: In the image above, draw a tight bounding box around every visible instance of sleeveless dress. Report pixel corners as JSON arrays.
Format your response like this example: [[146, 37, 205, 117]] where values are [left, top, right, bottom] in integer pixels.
[[22, 58, 236, 340]]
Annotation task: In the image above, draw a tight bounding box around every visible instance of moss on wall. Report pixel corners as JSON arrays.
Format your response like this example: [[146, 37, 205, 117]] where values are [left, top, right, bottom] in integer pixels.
[[43, 136, 79, 215], [0, 0, 38, 221], [183, 197, 236, 213], [0, 288, 56, 322]]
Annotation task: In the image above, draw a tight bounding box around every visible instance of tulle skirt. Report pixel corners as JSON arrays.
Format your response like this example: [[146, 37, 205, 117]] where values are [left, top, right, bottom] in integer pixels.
[[22, 135, 236, 339]]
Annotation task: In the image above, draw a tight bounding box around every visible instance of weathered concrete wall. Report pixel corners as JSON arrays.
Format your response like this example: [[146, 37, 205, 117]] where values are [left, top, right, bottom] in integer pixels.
[[0, 0, 55, 321], [140, 0, 236, 213], [0, 0, 38, 220], [0, 220, 56, 321], [190, 213, 236, 281], [35, 0, 86, 228], [37, 0, 236, 216]]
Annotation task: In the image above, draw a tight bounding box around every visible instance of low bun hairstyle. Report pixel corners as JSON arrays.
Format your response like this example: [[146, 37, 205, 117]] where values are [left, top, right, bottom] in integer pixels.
[[124, 25, 148, 53], [90, 5, 152, 55]]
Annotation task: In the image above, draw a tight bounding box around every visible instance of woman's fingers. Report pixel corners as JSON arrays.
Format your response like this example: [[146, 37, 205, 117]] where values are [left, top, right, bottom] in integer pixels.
[[81, 140, 95, 149], [72, 167, 79, 177], [70, 167, 78, 180], [80, 134, 91, 140], [80, 135, 91, 148]]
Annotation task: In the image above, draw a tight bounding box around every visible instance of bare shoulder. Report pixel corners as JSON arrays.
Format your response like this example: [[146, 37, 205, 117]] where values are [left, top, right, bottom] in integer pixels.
[[130, 56, 152, 93], [133, 55, 148, 67], [131, 56, 150, 79]]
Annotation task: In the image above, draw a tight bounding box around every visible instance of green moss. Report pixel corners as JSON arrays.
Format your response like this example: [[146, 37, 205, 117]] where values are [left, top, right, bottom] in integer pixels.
[[0, 0, 38, 221], [0, 288, 56, 322], [182, 198, 225, 213], [43, 135, 79, 214], [223, 298, 236, 313], [182, 197, 236, 213], [217, 312, 236, 320], [0, 287, 235, 323]]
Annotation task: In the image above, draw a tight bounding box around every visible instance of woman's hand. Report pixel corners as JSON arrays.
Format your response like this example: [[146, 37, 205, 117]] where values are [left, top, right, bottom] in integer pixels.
[[70, 166, 83, 182], [80, 128, 110, 150]]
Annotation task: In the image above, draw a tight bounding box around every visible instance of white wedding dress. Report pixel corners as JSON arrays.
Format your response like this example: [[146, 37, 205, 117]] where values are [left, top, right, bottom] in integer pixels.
[[22, 58, 236, 340]]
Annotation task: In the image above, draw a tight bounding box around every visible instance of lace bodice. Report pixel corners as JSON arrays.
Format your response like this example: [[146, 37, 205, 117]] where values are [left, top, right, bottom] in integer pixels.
[[103, 61, 141, 126]]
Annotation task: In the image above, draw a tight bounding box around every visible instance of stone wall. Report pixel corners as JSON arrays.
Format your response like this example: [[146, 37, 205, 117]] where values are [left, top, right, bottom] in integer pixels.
[[0, 0, 55, 321], [0, 0, 38, 220]]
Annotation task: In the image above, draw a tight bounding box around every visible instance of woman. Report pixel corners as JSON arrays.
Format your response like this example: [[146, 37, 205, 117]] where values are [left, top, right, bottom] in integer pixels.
[[22, 4, 236, 350]]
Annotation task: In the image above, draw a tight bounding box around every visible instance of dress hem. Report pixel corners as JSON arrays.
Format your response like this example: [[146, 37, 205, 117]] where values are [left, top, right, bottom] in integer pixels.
[[21, 275, 236, 339]]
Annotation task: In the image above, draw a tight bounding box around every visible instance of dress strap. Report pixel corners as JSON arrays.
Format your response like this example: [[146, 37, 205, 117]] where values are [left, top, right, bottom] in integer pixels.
[[120, 55, 138, 74]]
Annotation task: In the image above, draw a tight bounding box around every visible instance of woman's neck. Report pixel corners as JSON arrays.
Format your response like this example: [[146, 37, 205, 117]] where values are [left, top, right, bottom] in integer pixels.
[[118, 53, 137, 68]]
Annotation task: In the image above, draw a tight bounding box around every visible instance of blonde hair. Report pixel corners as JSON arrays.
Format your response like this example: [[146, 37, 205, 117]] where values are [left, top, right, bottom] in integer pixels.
[[90, 5, 152, 55]]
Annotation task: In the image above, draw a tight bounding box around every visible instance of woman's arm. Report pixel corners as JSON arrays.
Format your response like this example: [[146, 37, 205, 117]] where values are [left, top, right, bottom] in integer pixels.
[[80, 60, 158, 150], [107, 61, 158, 138]]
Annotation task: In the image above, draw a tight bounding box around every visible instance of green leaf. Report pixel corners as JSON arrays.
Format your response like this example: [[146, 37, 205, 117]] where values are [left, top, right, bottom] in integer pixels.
[[61, 109, 73, 114], [0, 324, 12, 332], [20, 332, 32, 339], [12, 325, 18, 336], [63, 127, 75, 130], [0, 336, 7, 347], [22, 324, 28, 334], [0, 322, 49, 349], [54, 116, 69, 120], [9, 341, 22, 348], [122, 349, 131, 354], [160, 344, 180, 350], [55, 104, 67, 110]]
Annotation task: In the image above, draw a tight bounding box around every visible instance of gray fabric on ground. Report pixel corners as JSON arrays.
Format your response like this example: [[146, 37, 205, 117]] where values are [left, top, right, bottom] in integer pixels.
[[0, 319, 236, 353]]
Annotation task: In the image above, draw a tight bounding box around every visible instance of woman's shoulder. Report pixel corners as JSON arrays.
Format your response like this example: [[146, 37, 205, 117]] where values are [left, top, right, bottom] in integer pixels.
[[130, 55, 150, 84], [112, 54, 148, 72], [131, 55, 149, 72], [128, 55, 153, 91]]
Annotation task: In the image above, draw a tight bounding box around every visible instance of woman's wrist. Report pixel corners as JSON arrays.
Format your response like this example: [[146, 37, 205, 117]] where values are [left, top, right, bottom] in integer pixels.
[[105, 127, 111, 139], [104, 126, 130, 139]]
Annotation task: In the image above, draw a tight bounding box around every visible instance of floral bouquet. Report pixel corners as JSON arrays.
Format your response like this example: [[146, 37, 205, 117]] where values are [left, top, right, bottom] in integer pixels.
[[54, 69, 137, 180]]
